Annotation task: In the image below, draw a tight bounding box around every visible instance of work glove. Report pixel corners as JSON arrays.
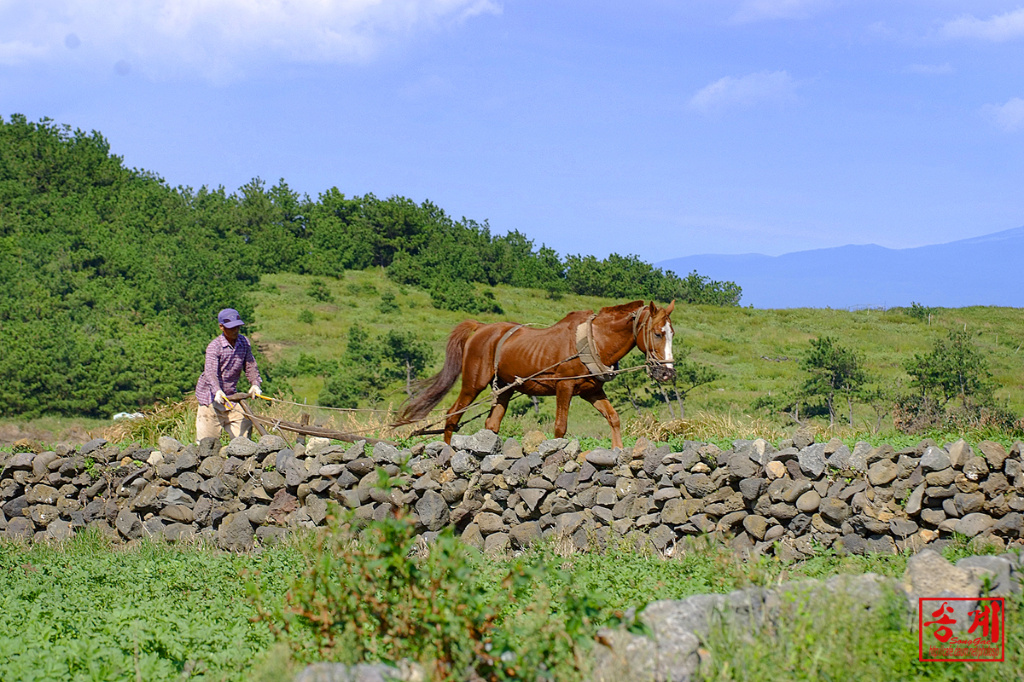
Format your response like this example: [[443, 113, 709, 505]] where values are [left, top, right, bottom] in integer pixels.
[[248, 384, 262, 398], [214, 389, 227, 405]]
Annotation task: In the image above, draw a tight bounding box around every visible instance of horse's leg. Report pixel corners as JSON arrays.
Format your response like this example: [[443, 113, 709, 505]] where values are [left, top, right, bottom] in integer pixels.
[[553, 382, 574, 439], [443, 350, 493, 444], [443, 384, 483, 444], [484, 386, 513, 435], [582, 389, 623, 449]]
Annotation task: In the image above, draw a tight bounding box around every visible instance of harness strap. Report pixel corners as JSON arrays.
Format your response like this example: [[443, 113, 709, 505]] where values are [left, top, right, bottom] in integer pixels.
[[493, 324, 525, 376], [575, 314, 616, 382], [491, 325, 526, 404]]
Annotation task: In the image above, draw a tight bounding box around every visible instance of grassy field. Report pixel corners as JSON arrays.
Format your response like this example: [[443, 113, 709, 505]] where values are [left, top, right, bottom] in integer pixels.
[[1, 524, 1019, 682], [246, 270, 1024, 445], [5, 269, 1022, 449]]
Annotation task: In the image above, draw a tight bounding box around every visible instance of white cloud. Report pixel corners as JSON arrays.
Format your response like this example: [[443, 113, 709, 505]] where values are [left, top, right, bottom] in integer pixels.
[[0, 0, 501, 79], [983, 97, 1024, 132], [689, 71, 798, 114], [731, 0, 832, 23], [940, 7, 1024, 42]]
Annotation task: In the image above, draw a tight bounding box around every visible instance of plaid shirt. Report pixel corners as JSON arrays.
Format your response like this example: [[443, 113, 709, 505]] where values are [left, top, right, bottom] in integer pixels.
[[194, 334, 261, 405]]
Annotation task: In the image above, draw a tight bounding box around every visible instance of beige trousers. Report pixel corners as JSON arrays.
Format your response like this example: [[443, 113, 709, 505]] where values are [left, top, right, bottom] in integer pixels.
[[195, 402, 252, 442]]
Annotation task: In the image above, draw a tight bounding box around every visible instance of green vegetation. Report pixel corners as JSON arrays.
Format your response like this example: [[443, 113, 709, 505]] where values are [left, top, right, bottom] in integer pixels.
[[799, 336, 868, 427], [242, 270, 1024, 446], [0, 114, 737, 421], [2, 517, 1020, 681]]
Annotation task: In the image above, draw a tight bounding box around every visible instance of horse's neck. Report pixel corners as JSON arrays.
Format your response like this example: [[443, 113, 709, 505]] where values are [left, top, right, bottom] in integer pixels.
[[592, 310, 638, 365]]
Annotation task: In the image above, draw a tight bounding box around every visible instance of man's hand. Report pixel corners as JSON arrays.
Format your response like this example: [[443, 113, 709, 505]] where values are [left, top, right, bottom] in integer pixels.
[[248, 384, 262, 398], [214, 390, 227, 405]]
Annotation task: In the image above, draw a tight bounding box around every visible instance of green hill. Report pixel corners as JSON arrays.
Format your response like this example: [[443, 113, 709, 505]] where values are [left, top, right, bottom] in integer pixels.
[[250, 270, 1024, 442], [0, 114, 737, 423]]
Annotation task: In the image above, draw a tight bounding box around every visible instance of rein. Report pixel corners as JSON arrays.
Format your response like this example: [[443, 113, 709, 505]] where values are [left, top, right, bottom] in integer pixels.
[[631, 305, 662, 370]]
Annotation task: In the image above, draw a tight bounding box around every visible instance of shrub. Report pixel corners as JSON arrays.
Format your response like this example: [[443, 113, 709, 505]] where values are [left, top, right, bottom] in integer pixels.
[[251, 502, 611, 681], [306, 279, 335, 303]]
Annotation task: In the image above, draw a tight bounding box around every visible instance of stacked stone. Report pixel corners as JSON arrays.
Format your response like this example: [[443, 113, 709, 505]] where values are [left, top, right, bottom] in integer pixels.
[[1, 429, 1022, 555]]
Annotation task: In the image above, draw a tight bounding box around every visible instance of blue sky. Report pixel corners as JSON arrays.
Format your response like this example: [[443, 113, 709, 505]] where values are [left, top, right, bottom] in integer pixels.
[[2, 1, 1024, 263]]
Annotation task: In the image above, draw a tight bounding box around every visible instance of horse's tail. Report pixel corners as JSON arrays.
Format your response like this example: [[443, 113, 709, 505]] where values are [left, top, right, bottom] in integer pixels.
[[398, 320, 479, 422]]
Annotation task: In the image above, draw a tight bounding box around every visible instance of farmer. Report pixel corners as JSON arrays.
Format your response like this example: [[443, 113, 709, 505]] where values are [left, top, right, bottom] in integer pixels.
[[194, 308, 263, 442]]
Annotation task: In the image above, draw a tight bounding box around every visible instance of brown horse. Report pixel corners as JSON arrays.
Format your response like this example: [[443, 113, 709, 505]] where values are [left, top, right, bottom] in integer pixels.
[[399, 300, 677, 448]]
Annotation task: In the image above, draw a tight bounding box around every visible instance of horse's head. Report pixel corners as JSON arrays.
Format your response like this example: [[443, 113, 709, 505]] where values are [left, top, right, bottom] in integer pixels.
[[633, 300, 676, 382]]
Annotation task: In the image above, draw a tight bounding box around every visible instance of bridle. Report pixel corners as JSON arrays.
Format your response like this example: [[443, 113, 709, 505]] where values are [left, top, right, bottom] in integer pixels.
[[631, 305, 673, 372]]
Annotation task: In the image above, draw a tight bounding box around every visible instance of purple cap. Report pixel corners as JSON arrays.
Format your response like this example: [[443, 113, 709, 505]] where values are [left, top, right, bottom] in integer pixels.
[[217, 308, 245, 328]]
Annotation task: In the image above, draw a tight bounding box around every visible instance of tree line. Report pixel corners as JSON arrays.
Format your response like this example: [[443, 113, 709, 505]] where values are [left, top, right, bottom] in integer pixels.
[[0, 114, 740, 418]]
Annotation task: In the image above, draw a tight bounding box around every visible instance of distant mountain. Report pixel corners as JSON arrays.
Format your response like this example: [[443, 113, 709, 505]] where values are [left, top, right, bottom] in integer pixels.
[[658, 226, 1024, 309]]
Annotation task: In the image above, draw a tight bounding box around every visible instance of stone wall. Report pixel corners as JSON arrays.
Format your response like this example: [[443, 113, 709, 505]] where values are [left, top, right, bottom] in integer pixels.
[[1, 429, 1023, 555]]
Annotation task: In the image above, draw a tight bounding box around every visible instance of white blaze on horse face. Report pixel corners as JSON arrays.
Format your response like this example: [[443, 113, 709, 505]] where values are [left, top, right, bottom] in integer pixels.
[[663, 322, 674, 368]]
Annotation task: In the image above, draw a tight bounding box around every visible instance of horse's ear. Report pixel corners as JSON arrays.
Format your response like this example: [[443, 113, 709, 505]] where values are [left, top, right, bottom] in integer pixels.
[[648, 301, 656, 315], [665, 300, 675, 315]]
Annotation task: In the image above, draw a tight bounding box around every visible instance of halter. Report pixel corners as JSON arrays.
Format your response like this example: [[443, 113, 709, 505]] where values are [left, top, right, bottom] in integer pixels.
[[631, 305, 671, 370]]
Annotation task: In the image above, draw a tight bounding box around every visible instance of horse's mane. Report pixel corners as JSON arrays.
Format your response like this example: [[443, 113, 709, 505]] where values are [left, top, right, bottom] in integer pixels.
[[596, 300, 644, 317]]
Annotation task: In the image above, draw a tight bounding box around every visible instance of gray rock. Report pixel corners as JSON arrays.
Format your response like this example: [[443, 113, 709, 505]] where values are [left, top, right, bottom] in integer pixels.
[[797, 443, 827, 478], [371, 442, 402, 465], [743, 514, 769, 540], [920, 446, 951, 472], [26, 484, 60, 506], [480, 454, 506, 473], [79, 438, 108, 456], [158, 436, 184, 455], [226, 437, 258, 458], [849, 441, 874, 472], [956, 555, 1014, 595], [962, 457, 989, 481], [346, 458, 375, 477], [738, 477, 764, 502], [660, 499, 691, 525], [305, 496, 329, 525], [467, 429, 502, 456], [256, 526, 288, 546], [217, 512, 254, 551], [450, 450, 477, 476], [826, 444, 852, 470], [867, 460, 898, 486], [255, 434, 288, 455], [4, 517, 34, 539], [723, 451, 758, 480], [819, 498, 851, 525], [905, 484, 925, 516], [683, 473, 716, 498], [538, 438, 568, 457], [115, 508, 143, 540], [953, 492, 986, 516], [46, 519, 74, 541], [796, 490, 821, 513], [510, 521, 541, 548], [587, 449, 619, 468], [483, 532, 509, 555], [293, 661, 409, 682], [415, 491, 449, 531], [977, 441, 1009, 471], [954, 513, 995, 538], [160, 505, 195, 524], [889, 518, 918, 537]]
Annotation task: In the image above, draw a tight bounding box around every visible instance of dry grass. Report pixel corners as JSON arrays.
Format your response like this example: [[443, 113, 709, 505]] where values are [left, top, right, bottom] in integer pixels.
[[632, 410, 788, 444], [104, 395, 409, 448]]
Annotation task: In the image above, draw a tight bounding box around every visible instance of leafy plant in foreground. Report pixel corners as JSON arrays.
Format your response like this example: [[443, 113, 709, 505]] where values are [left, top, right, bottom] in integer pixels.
[[250, 503, 610, 681]]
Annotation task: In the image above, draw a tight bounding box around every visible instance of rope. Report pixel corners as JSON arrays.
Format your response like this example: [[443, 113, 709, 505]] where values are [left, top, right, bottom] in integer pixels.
[[402, 359, 654, 437], [254, 394, 391, 414]]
